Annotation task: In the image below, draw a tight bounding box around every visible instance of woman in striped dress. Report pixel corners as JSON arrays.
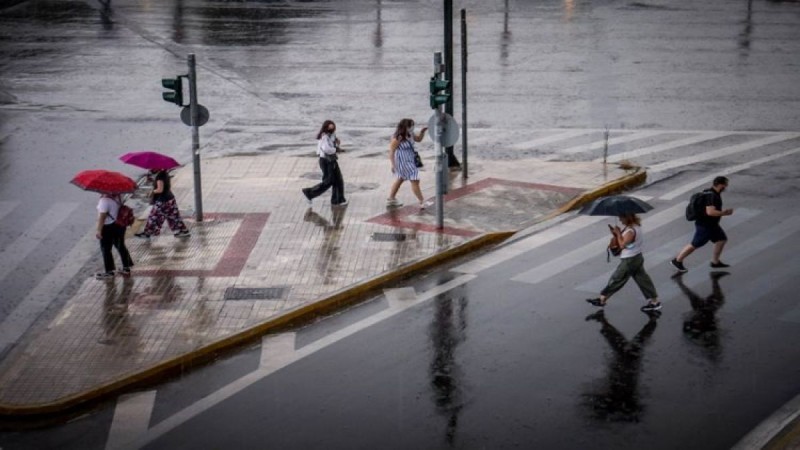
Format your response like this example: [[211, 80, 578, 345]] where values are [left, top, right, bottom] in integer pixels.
[[386, 118, 430, 209]]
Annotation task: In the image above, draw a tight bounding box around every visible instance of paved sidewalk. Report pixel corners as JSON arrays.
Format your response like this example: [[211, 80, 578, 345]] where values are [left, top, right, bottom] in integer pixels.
[[0, 150, 642, 417]]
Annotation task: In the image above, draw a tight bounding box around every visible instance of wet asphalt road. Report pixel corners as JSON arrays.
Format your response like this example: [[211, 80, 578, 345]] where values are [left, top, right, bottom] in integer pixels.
[[2, 0, 800, 314], [1, 0, 800, 448], [3, 148, 797, 449]]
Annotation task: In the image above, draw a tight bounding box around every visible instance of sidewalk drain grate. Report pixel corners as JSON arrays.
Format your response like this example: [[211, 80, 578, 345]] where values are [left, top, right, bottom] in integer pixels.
[[371, 232, 407, 242], [224, 287, 288, 301]]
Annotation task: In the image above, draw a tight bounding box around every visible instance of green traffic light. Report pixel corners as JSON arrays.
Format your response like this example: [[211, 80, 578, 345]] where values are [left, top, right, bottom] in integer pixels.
[[161, 76, 183, 106], [429, 77, 450, 109]]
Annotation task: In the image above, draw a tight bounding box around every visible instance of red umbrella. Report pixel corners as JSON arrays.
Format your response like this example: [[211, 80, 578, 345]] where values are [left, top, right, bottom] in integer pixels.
[[119, 151, 181, 171], [70, 170, 137, 195]]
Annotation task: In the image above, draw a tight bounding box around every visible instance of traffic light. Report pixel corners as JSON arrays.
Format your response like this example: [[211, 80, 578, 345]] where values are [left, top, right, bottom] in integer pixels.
[[161, 76, 184, 106], [429, 77, 450, 109]]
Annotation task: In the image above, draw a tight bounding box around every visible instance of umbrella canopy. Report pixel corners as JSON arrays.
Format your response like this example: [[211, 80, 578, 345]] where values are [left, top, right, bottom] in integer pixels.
[[70, 169, 137, 195], [119, 151, 180, 171], [579, 195, 654, 216]]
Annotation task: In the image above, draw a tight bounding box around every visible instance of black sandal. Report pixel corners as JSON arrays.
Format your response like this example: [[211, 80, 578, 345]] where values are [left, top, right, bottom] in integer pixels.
[[586, 298, 606, 307]]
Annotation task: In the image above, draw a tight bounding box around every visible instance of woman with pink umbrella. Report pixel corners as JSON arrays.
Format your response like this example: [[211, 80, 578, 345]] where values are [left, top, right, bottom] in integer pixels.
[[120, 151, 190, 240]]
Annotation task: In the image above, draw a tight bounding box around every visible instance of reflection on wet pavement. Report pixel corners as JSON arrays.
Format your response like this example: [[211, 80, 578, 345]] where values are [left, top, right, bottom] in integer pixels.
[[675, 272, 729, 364], [429, 286, 468, 444], [582, 310, 659, 423]]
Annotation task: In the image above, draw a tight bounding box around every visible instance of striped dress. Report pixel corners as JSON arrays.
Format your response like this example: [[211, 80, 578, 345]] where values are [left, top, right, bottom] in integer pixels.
[[394, 137, 419, 181]]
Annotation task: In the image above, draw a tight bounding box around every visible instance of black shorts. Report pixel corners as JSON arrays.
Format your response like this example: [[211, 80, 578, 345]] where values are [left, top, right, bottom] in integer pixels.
[[691, 223, 727, 248]]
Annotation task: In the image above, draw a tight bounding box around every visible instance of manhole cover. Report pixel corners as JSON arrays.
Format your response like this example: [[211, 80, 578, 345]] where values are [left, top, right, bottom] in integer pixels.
[[371, 232, 408, 242], [224, 287, 288, 300]]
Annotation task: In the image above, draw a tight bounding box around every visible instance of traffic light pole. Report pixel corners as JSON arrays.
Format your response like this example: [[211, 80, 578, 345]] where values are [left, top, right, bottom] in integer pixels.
[[188, 54, 203, 222], [443, 0, 459, 170], [433, 52, 445, 230]]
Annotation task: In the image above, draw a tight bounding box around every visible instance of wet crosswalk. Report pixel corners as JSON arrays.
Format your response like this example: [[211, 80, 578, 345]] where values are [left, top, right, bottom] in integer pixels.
[[1, 127, 799, 355]]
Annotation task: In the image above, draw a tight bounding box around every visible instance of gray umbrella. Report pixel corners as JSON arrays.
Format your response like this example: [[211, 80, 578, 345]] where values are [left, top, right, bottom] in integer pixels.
[[579, 195, 654, 216]]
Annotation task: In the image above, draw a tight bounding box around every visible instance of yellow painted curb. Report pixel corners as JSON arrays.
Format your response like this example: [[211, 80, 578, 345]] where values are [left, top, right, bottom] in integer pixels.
[[545, 166, 647, 220], [0, 231, 514, 421]]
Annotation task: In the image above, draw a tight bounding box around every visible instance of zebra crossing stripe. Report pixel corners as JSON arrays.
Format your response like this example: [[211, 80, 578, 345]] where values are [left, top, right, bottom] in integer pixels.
[[451, 215, 607, 274], [648, 134, 800, 173], [510, 202, 686, 285], [659, 147, 800, 201], [259, 333, 297, 370], [544, 130, 661, 159], [106, 391, 157, 450], [0, 201, 19, 221], [509, 129, 593, 151], [600, 131, 728, 163], [0, 230, 98, 357], [0, 202, 80, 283], [573, 208, 761, 293]]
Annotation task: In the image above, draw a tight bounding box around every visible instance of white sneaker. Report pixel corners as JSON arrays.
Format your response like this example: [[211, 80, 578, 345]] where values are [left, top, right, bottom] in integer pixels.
[[386, 198, 403, 208], [419, 200, 434, 210]]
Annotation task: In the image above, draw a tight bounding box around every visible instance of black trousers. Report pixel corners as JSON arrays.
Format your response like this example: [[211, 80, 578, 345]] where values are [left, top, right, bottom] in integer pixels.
[[100, 223, 134, 273], [305, 156, 346, 204]]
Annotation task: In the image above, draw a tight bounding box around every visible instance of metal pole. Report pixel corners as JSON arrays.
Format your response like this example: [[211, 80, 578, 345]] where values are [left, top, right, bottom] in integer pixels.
[[443, 0, 459, 169], [188, 54, 203, 222], [434, 52, 445, 230], [460, 9, 468, 179]]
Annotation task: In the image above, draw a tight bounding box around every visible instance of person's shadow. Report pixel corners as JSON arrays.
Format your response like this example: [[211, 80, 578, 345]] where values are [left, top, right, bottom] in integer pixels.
[[582, 310, 660, 422], [303, 207, 347, 284], [673, 272, 729, 364]]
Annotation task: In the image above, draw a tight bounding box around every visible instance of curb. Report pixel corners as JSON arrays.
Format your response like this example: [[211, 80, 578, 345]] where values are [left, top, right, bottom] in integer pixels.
[[0, 164, 646, 422], [555, 166, 647, 215], [0, 231, 514, 420]]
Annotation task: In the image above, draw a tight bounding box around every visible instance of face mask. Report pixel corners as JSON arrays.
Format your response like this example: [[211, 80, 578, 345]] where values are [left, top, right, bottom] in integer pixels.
[[409, 125, 415, 134]]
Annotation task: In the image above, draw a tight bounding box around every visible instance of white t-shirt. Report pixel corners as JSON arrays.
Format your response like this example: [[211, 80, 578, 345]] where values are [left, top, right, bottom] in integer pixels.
[[619, 225, 643, 259], [317, 133, 337, 157], [97, 197, 120, 225]]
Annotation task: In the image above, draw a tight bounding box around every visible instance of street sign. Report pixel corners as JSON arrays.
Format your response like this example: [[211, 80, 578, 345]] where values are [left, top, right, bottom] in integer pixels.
[[427, 113, 460, 147], [180, 104, 210, 127]]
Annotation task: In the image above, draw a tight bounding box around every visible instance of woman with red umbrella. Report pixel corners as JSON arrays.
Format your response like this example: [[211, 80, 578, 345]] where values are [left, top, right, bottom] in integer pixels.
[[119, 151, 191, 240], [71, 170, 136, 279]]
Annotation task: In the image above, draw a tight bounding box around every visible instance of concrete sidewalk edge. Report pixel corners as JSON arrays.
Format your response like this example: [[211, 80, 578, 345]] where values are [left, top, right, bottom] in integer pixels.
[[0, 165, 646, 421], [0, 232, 514, 419]]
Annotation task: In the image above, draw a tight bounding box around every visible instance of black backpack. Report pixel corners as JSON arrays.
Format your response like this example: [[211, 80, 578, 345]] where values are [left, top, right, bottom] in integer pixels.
[[685, 189, 712, 221]]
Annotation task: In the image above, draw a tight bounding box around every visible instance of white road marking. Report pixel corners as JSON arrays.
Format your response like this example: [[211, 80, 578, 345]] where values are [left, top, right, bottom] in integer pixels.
[[384, 287, 418, 309], [544, 130, 661, 158], [105, 390, 157, 450], [0, 230, 98, 356], [510, 202, 685, 285], [451, 215, 607, 274], [659, 146, 800, 201], [120, 274, 477, 450], [648, 134, 800, 173], [573, 208, 760, 293], [599, 131, 728, 163], [509, 129, 593, 151], [259, 333, 296, 370], [0, 202, 80, 283]]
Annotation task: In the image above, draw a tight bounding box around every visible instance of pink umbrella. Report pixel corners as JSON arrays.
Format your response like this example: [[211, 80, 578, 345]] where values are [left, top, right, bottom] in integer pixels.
[[120, 151, 181, 171]]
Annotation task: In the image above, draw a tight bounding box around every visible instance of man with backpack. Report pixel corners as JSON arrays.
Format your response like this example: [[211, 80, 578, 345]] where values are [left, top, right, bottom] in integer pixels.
[[671, 176, 734, 273]]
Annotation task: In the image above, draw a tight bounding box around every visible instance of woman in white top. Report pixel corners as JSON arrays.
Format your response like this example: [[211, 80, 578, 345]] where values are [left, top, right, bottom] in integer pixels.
[[587, 213, 661, 312], [95, 193, 134, 279], [302, 120, 347, 207]]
